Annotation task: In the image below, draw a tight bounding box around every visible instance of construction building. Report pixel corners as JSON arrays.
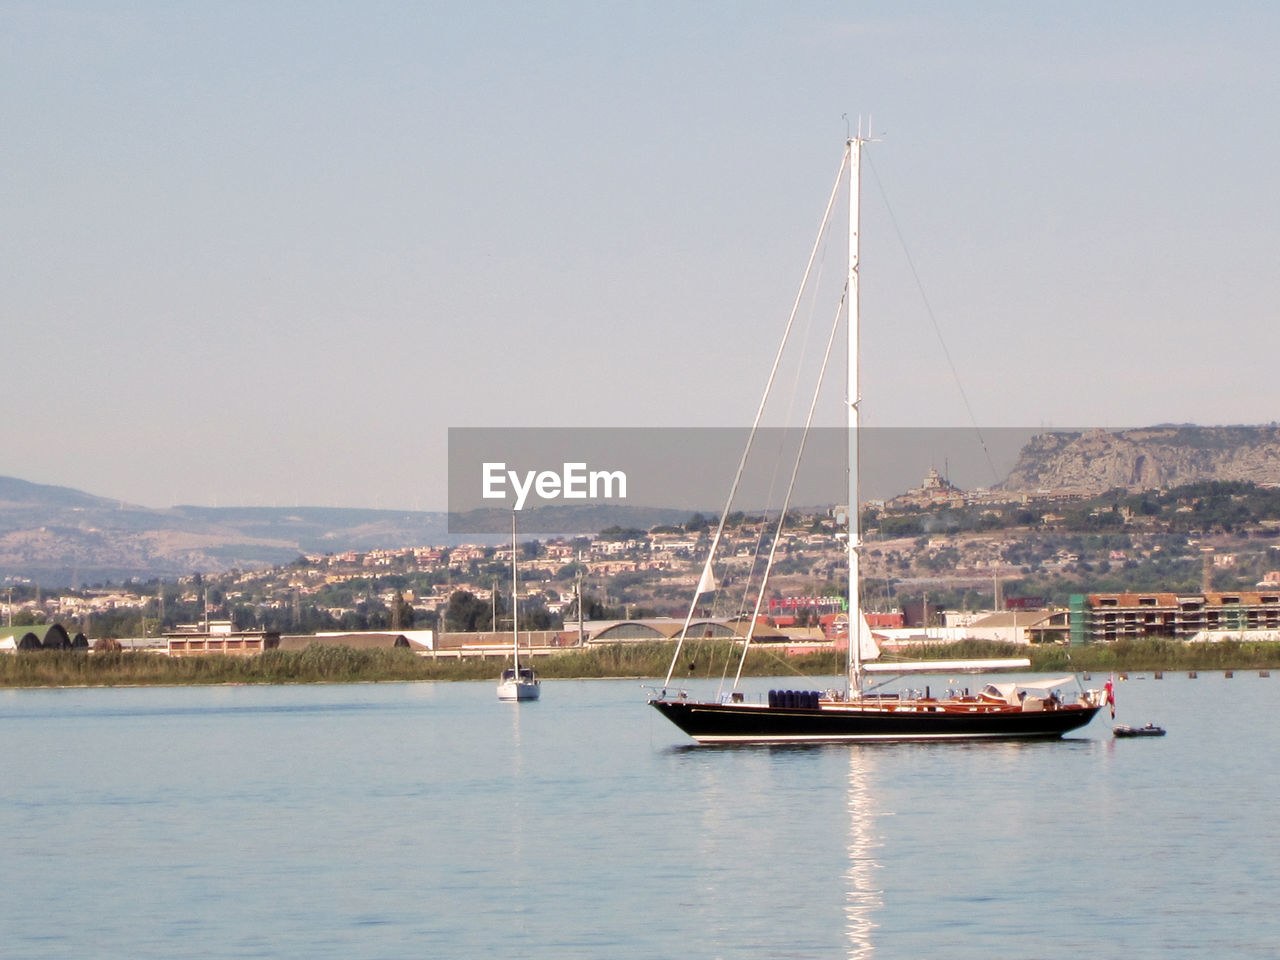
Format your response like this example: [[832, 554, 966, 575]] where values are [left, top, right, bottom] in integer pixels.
[[1069, 590, 1280, 643]]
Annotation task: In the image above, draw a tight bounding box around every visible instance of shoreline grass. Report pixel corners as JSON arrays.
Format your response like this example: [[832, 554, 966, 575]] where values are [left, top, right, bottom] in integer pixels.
[[2, 639, 1278, 689]]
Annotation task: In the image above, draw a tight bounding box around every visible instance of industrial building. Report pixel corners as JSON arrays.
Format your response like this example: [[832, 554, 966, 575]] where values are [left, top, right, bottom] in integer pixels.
[[0, 623, 84, 652]]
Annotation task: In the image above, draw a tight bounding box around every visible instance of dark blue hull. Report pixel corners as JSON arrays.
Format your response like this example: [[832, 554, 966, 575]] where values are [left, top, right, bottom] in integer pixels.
[[649, 698, 1102, 744]]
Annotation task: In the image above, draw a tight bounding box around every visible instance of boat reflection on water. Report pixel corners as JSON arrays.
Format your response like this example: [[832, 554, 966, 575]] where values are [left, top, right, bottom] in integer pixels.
[[844, 748, 883, 959]]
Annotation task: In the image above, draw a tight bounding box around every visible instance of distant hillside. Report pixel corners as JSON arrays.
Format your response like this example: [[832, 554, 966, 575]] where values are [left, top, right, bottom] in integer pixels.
[[0, 476, 690, 586], [0, 476, 122, 510], [997, 425, 1280, 493]]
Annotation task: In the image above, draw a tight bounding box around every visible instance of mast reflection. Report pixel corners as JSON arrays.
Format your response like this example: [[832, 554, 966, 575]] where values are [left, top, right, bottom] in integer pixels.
[[845, 747, 883, 959]]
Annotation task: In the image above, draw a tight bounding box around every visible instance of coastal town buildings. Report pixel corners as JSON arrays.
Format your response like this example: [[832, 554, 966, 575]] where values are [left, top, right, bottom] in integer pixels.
[[7, 478, 1280, 654]]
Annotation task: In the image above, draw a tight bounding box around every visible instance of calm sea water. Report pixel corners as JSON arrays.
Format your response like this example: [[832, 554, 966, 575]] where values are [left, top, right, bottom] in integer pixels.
[[1, 672, 1276, 959]]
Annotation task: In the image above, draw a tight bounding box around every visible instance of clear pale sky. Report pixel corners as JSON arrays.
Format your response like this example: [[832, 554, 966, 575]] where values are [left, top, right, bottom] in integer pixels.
[[4, 2, 1278, 510]]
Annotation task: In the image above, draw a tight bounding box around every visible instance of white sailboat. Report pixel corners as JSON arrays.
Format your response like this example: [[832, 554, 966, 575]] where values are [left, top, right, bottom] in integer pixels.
[[649, 134, 1107, 743], [497, 513, 541, 701]]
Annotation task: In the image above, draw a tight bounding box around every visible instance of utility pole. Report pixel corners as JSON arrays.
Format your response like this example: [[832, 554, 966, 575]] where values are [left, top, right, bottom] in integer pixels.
[[576, 560, 585, 646]]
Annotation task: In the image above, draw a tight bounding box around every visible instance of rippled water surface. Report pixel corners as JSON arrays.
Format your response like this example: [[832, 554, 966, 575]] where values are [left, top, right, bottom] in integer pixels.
[[2, 672, 1276, 958]]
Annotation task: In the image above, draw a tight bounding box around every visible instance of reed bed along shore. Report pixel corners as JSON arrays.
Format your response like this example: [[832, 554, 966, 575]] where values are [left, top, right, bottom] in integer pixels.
[[2, 640, 1279, 689]]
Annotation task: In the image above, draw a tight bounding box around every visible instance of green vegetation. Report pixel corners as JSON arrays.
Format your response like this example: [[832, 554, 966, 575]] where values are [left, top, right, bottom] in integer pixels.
[[868, 479, 1280, 540], [4, 638, 1279, 689], [1029, 638, 1280, 673], [0, 642, 810, 688], [0, 646, 448, 687], [596, 526, 647, 541]]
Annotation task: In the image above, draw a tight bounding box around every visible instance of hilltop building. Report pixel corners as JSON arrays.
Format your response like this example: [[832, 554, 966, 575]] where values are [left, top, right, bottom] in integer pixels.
[[887, 468, 967, 510]]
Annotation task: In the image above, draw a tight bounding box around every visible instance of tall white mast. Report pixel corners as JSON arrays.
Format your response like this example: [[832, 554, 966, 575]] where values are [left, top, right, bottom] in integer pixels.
[[847, 135, 863, 693], [511, 512, 520, 673]]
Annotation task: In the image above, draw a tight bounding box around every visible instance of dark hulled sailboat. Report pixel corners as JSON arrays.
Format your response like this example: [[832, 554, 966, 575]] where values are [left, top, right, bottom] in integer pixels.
[[648, 135, 1105, 744]]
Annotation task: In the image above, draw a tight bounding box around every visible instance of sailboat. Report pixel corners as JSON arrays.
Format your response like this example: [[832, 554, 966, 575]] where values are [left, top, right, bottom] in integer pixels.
[[497, 513, 541, 701], [648, 135, 1106, 743]]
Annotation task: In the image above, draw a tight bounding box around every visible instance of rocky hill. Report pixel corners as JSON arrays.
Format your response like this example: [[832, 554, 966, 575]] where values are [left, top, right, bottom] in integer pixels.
[[997, 425, 1280, 493]]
